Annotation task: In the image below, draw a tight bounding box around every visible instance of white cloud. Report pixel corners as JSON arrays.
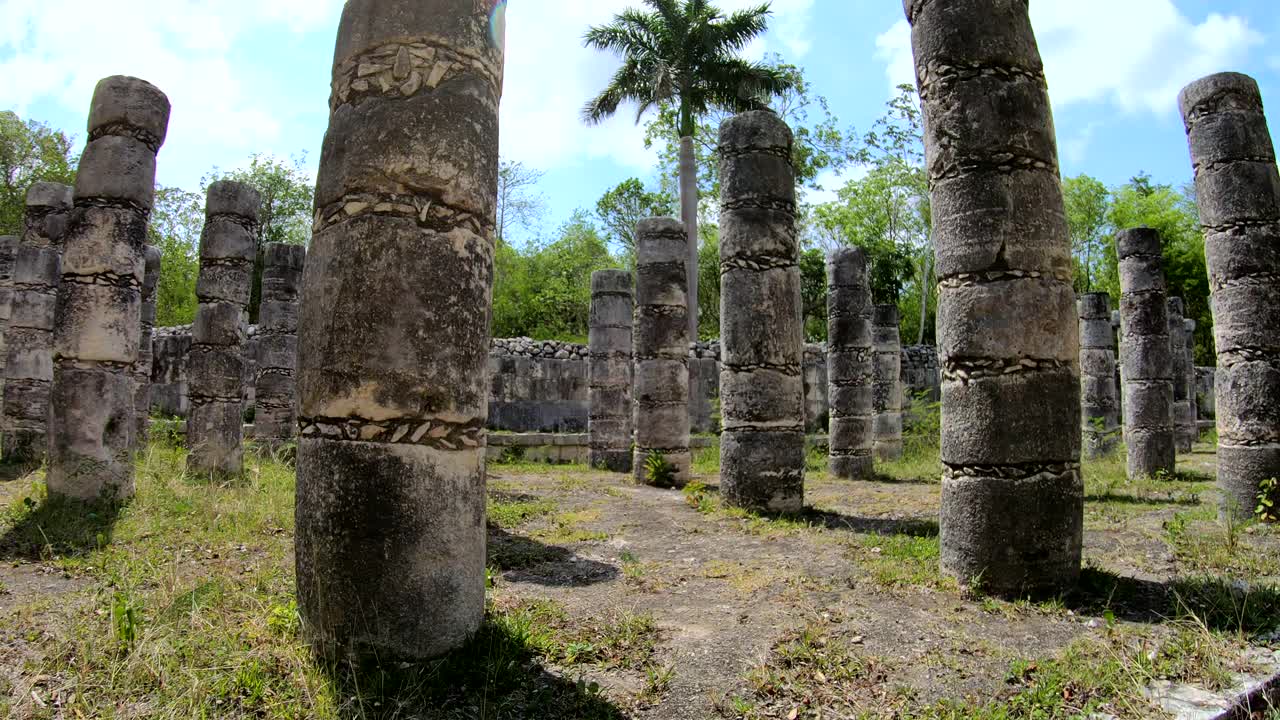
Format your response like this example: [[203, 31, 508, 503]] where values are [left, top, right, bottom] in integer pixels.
[[875, 20, 916, 91], [0, 0, 344, 186], [873, 2, 1263, 115], [1, 0, 815, 188], [500, 0, 816, 172], [1060, 121, 1102, 168]]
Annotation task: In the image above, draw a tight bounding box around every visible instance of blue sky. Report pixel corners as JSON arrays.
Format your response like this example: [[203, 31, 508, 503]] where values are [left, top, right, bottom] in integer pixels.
[[3, 0, 1278, 244]]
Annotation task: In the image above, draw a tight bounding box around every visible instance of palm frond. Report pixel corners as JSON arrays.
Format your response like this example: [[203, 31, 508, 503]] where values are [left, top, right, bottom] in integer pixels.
[[707, 4, 772, 53]]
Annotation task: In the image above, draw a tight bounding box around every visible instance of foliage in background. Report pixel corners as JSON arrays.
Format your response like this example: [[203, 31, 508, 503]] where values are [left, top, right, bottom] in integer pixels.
[[1063, 174, 1111, 293], [203, 153, 314, 324], [0, 110, 78, 235], [696, 224, 722, 340], [498, 158, 548, 244], [149, 187, 204, 326], [1062, 172, 1214, 364], [595, 177, 675, 261], [492, 211, 620, 342], [809, 85, 933, 345]]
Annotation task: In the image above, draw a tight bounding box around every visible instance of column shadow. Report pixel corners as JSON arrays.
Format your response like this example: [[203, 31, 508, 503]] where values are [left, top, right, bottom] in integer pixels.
[[319, 621, 628, 720], [0, 494, 123, 561]]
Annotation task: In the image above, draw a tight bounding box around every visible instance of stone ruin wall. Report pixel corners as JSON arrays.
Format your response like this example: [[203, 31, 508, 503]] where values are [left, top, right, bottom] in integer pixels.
[[147, 328, 948, 435]]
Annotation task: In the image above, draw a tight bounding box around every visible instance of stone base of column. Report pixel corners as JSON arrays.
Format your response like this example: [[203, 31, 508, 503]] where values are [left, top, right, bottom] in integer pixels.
[[829, 452, 874, 480], [1126, 427, 1177, 480], [874, 411, 904, 461], [721, 429, 805, 513], [632, 447, 691, 488], [295, 437, 485, 662], [1172, 401, 1194, 453], [1217, 444, 1280, 519], [940, 466, 1084, 595], [187, 399, 244, 478], [589, 447, 632, 474], [47, 365, 134, 501]]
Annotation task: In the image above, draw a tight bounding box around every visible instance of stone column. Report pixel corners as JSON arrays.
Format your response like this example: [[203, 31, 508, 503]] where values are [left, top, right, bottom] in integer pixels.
[[632, 218, 691, 486], [588, 269, 633, 473], [48, 76, 170, 501], [1079, 293, 1121, 458], [717, 111, 805, 513], [0, 234, 16, 396], [827, 248, 875, 480], [1185, 318, 1199, 442], [255, 242, 305, 447], [188, 184, 258, 477], [907, 0, 1083, 594], [1112, 309, 1124, 419], [1179, 72, 1280, 518], [295, 0, 504, 662], [1118, 229, 1177, 479], [1167, 298, 1194, 454], [872, 305, 904, 462], [2, 184, 72, 464], [132, 245, 161, 448]]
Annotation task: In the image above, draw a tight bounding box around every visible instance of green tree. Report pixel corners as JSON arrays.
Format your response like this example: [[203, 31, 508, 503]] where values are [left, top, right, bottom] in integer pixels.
[[583, 0, 794, 342], [492, 211, 619, 341], [0, 111, 77, 235], [1062, 174, 1110, 292], [1108, 174, 1213, 363], [810, 163, 920, 311], [203, 153, 314, 323], [799, 248, 827, 342], [696, 223, 721, 339], [149, 186, 204, 327], [595, 178, 674, 261], [497, 158, 547, 244]]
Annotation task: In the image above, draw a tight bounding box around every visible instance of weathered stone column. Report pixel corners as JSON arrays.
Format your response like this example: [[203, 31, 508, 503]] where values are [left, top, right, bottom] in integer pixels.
[[254, 242, 305, 447], [1118, 229, 1177, 479], [872, 305, 904, 462], [1179, 72, 1280, 518], [2, 184, 72, 464], [633, 218, 691, 486], [49, 76, 170, 501], [717, 111, 805, 513], [1167, 298, 1194, 454], [1185, 318, 1199, 443], [827, 248, 875, 480], [132, 245, 161, 448], [187, 183, 258, 477], [1079, 293, 1121, 458], [295, 0, 504, 662], [907, 0, 1083, 593], [0, 234, 17, 396], [588, 269, 633, 473], [1112, 309, 1124, 418]]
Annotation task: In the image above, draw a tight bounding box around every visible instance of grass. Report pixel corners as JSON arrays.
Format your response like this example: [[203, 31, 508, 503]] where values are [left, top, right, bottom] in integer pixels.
[[4, 436, 1276, 719], [701, 560, 783, 595], [0, 444, 638, 719], [845, 533, 957, 591], [723, 617, 1257, 720]]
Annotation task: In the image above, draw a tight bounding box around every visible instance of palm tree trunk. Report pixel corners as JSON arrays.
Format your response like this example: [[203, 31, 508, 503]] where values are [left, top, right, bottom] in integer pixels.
[[679, 135, 699, 341]]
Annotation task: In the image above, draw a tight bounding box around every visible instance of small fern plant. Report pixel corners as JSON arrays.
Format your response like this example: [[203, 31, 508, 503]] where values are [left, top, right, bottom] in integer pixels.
[[1256, 477, 1279, 523], [644, 450, 676, 487]]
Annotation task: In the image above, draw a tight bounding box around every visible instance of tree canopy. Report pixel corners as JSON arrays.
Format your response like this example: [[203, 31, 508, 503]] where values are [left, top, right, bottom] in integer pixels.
[[0, 111, 77, 235]]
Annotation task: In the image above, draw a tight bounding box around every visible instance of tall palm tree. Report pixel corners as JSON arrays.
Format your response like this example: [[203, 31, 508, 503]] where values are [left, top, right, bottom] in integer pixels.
[[583, 0, 793, 340]]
